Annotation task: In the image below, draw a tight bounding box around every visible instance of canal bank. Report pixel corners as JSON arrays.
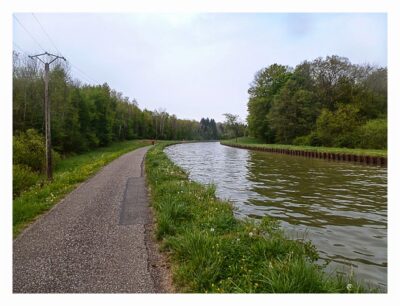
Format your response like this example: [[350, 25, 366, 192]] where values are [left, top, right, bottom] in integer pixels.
[[221, 140, 387, 166], [146, 142, 381, 293]]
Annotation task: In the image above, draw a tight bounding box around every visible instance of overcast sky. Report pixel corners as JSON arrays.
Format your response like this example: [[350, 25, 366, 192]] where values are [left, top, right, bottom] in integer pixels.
[[13, 13, 387, 122]]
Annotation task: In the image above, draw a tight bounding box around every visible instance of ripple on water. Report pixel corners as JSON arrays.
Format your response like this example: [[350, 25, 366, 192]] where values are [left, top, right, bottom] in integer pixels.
[[165, 142, 387, 290]]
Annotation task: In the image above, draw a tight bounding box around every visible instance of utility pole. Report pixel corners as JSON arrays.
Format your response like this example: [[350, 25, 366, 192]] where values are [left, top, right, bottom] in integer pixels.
[[29, 52, 66, 180]]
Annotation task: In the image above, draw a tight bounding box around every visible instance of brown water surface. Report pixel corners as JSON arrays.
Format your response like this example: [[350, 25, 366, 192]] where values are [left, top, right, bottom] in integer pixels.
[[165, 142, 387, 289]]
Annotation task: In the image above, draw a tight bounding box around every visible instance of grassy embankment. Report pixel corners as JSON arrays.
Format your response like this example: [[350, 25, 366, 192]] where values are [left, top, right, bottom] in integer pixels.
[[13, 139, 150, 237], [146, 142, 376, 293], [221, 137, 387, 158]]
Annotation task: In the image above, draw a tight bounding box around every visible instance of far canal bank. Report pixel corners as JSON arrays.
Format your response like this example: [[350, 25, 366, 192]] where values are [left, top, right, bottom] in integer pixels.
[[221, 139, 387, 167]]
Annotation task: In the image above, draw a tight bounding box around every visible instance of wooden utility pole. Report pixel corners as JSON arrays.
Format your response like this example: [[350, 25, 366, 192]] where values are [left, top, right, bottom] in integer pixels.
[[29, 52, 66, 180]]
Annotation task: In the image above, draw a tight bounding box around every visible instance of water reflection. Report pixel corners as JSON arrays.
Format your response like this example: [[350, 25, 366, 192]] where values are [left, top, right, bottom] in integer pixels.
[[165, 142, 387, 289]]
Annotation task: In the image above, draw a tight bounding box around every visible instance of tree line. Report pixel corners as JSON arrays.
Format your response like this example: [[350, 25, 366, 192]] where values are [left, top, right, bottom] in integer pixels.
[[13, 51, 229, 156], [246, 55, 387, 149]]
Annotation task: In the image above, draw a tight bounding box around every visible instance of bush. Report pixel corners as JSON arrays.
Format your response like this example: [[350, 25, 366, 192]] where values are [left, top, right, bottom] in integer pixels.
[[13, 129, 60, 172], [13, 164, 41, 198], [292, 132, 321, 146], [316, 105, 361, 148], [356, 119, 387, 149]]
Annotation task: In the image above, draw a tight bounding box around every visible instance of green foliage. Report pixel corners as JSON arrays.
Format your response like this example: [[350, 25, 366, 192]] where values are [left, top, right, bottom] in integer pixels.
[[247, 64, 292, 142], [199, 118, 218, 140], [316, 104, 361, 148], [222, 113, 246, 141], [13, 164, 41, 198], [146, 143, 376, 292], [268, 83, 317, 143], [356, 119, 387, 149], [13, 129, 60, 172], [246, 55, 387, 149], [292, 132, 321, 147], [13, 129, 45, 172]]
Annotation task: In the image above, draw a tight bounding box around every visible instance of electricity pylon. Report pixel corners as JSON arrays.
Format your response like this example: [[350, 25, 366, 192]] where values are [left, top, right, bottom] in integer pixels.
[[29, 52, 66, 180]]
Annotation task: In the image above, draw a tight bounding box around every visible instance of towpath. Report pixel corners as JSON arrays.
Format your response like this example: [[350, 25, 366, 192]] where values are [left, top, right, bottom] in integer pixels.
[[13, 146, 169, 293]]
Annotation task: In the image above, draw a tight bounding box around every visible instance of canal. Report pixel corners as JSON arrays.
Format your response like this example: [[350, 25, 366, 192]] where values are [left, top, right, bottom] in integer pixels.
[[164, 142, 387, 289]]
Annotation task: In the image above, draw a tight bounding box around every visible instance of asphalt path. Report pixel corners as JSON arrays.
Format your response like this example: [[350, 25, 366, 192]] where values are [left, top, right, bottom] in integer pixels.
[[13, 146, 168, 293]]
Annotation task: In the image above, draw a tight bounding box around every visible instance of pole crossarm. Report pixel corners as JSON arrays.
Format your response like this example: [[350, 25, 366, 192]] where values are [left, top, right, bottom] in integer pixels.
[[29, 52, 66, 64]]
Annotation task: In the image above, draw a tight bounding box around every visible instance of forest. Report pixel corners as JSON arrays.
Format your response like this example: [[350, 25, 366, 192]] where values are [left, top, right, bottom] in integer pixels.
[[246, 55, 387, 149], [13, 51, 224, 156]]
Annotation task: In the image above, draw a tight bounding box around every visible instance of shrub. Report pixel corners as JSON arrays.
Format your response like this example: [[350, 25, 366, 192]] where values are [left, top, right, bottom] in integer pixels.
[[13, 164, 40, 198], [13, 129, 61, 172], [292, 132, 321, 146], [356, 118, 387, 149], [316, 105, 361, 148]]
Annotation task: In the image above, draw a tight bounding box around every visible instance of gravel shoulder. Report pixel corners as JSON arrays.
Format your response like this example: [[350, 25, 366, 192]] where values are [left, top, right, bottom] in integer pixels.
[[13, 146, 172, 293]]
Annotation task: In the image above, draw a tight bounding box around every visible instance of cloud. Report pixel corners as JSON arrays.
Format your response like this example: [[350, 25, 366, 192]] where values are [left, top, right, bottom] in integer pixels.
[[13, 13, 387, 122]]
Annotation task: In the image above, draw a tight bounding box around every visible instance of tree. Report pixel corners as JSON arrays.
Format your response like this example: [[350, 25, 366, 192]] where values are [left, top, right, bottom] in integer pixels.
[[247, 64, 292, 142], [223, 113, 243, 142], [245, 55, 387, 149]]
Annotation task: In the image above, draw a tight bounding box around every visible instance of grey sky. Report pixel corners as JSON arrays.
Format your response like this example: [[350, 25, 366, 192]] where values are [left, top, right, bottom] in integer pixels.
[[13, 13, 387, 122]]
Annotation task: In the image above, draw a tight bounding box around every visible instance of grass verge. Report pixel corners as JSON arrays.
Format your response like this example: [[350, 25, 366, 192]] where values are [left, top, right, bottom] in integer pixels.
[[146, 142, 377, 293], [13, 139, 151, 238], [221, 137, 387, 158]]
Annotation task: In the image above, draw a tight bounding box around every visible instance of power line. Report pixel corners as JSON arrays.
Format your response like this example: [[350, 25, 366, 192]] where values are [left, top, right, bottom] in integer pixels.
[[14, 14, 101, 85], [29, 14, 100, 84], [31, 13, 62, 56], [70, 65, 95, 84], [70, 63, 100, 84], [13, 15, 46, 52]]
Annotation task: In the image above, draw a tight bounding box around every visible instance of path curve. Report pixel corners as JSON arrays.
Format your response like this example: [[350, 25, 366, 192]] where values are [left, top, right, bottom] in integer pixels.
[[13, 146, 166, 293]]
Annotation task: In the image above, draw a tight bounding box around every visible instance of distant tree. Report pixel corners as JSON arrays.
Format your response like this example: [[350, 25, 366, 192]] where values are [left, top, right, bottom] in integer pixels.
[[199, 117, 219, 140], [223, 113, 243, 142]]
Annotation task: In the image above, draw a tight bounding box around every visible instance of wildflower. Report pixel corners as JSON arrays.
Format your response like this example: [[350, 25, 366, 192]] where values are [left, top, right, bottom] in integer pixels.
[[249, 232, 254, 237], [210, 228, 215, 232], [346, 283, 353, 292], [269, 262, 273, 269], [236, 238, 240, 242]]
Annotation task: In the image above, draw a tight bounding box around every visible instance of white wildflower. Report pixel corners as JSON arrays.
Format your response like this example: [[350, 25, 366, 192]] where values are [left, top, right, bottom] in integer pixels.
[[346, 283, 353, 292], [210, 228, 215, 232], [249, 232, 254, 237]]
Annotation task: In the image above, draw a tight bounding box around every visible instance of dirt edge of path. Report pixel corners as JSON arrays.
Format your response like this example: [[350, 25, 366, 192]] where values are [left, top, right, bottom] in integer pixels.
[[144, 207, 175, 293]]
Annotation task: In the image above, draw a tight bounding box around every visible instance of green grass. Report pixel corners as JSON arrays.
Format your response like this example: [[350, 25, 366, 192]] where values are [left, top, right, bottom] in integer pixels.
[[13, 139, 151, 237], [146, 142, 378, 293], [221, 137, 387, 158]]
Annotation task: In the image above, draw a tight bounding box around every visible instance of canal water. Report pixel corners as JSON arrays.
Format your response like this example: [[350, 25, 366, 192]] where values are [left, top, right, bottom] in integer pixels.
[[164, 142, 387, 289]]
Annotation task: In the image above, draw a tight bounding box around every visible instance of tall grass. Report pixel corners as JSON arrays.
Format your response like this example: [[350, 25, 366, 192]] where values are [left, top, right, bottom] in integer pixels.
[[146, 143, 377, 293], [13, 140, 150, 237]]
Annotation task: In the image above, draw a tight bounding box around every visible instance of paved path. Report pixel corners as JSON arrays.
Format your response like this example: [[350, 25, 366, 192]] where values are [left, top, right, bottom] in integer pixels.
[[13, 146, 165, 293]]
